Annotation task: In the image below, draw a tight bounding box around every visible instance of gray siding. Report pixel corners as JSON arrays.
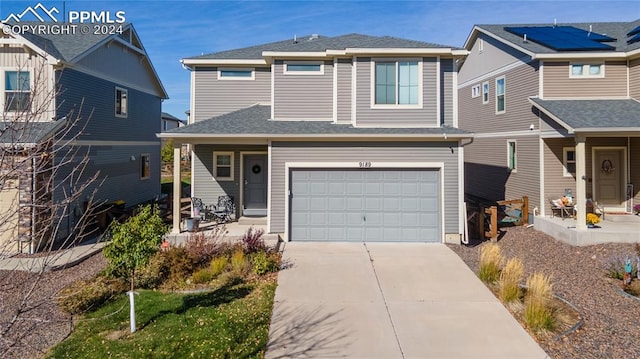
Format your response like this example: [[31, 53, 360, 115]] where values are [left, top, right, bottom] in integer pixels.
[[192, 144, 267, 216], [458, 61, 539, 133], [458, 33, 531, 84], [355, 57, 438, 127], [543, 61, 627, 98], [193, 67, 271, 121], [270, 141, 461, 235], [630, 138, 640, 206], [440, 58, 454, 126], [630, 58, 640, 100], [543, 138, 577, 213], [464, 136, 540, 212], [76, 41, 163, 97], [273, 60, 333, 120], [336, 58, 352, 124]]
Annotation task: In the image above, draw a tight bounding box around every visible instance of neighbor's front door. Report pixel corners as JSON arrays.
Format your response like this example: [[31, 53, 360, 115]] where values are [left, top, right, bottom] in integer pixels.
[[243, 155, 267, 216], [593, 149, 624, 210]]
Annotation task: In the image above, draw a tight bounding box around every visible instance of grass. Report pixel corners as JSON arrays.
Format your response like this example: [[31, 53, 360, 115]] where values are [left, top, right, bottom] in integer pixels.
[[47, 277, 276, 358], [524, 272, 555, 332], [478, 243, 503, 284], [499, 257, 524, 303], [160, 179, 191, 195]]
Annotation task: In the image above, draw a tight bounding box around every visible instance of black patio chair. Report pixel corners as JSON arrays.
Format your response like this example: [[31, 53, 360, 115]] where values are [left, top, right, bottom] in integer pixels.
[[212, 195, 235, 223]]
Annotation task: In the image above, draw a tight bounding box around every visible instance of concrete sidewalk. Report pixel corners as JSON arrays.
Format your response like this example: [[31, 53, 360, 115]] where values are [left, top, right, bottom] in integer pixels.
[[0, 241, 106, 273], [266, 242, 549, 359]]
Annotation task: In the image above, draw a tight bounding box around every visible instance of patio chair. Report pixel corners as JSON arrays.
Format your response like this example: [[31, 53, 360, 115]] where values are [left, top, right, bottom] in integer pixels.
[[190, 197, 212, 222], [549, 198, 574, 219], [211, 195, 235, 223]]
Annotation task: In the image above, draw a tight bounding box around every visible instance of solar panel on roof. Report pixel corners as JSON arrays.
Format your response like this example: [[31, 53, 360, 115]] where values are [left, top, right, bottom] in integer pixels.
[[628, 25, 640, 37], [504, 26, 616, 51], [628, 33, 640, 45]]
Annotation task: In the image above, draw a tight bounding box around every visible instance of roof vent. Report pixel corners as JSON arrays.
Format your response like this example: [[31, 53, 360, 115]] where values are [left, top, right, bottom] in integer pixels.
[[293, 34, 297, 44], [553, 18, 557, 27], [309, 34, 319, 41], [523, 34, 528, 43]]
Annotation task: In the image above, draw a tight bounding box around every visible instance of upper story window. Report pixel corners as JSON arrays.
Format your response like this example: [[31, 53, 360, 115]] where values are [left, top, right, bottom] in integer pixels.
[[218, 68, 255, 80], [283, 61, 324, 75], [482, 82, 489, 104], [213, 151, 234, 181], [115, 87, 128, 118], [563, 148, 576, 177], [4, 71, 31, 112], [471, 84, 481, 98], [496, 77, 505, 114], [570, 63, 604, 78], [372, 59, 421, 107]]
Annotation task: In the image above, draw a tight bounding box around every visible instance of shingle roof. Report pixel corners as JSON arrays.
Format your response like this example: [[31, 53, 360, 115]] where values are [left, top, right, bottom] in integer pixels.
[[187, 33, 458, 60], [0, 120, 63, 145], [161, 112, 183, 122], [530, 98, 640, 131], [476, 19, 640, 53], [163, 105, 470, 137]]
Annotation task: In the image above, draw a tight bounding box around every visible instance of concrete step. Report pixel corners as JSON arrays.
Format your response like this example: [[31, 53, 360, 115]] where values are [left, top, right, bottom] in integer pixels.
[[604, 213, 640, 223], [237, 216, 267, 225]]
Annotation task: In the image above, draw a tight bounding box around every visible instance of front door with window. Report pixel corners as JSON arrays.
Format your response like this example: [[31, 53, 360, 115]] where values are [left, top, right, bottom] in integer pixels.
[[593, 149, 624, 210], [243, 155, 267, 216]]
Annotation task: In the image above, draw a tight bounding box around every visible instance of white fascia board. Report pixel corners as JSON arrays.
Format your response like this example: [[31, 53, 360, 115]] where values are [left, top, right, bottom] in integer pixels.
[[344, 48, 456, 55], [528, 98, 575, 134], [0, 30, 59, 65], [181, 58, 267, 67], [157, 133, 473, 140], [533, 52, 626, 60], [473, 28, 535, 58], [462, 26, 480, 50], [575, 128, 640, 134]]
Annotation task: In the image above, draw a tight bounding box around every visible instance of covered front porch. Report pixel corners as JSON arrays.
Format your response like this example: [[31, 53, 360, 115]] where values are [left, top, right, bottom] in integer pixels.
[[535, 214, 640, 246]]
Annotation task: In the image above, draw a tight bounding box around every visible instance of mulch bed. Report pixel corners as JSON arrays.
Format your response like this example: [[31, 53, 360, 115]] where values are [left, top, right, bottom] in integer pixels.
[[447, 226, 640, 359]]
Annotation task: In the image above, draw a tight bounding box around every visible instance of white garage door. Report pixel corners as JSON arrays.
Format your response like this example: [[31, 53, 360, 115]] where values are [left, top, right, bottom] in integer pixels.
[[290, 169, 440, 242]]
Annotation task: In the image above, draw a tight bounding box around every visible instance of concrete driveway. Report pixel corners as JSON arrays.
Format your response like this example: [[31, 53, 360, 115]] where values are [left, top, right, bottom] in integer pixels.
[[266, 242, 549, 359]]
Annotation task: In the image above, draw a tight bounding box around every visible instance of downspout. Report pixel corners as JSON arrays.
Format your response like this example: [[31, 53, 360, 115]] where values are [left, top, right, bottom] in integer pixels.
[[30, 156, 36, 255]]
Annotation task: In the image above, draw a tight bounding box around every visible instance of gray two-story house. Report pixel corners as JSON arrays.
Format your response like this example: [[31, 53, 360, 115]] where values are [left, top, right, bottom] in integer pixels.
[[458, 20, 640, 237], [161, 34, 470, 243], [0, 24, 167, 253]]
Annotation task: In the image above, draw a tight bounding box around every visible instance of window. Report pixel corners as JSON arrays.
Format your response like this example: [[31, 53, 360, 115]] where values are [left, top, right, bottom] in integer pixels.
[[218, 68, 255, 80], [482, 82, 489, 104], [496, 77, 505, 113], [373, 60, 420, 106], [563, 148, 576, 177], [284, 62, 324, 75], [213, 151, 234, 181], [5, 71, 30, 112], [507, 140, 517, 172], [570, 63, 604, 78], [471, 84, 481, 98], [140, 154, 150, 180], [115, 87, 128, 117]]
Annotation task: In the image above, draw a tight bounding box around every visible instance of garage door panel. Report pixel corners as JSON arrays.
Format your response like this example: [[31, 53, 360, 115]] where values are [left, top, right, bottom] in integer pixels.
[[291, 169, 440, 242]]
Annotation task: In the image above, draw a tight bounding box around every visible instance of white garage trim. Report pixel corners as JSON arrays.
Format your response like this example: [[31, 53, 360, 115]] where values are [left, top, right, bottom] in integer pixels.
[[283, 161, 445, 242]]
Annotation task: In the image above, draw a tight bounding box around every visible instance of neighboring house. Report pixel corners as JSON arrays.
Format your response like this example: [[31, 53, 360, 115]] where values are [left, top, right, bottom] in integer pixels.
[[161, 33, 471, 243], [0, 23, 167, 253], [458, 20, 640, 230], [162, 112, 184, 132]]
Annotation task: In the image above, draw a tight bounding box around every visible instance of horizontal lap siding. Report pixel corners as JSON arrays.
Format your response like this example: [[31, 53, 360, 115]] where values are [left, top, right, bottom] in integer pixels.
[[543, 138, 576, 213], [355, 57, 438, 127], [336, 59, 352, 124], [630, 58, 640, 100], [273, 60, 333, 120], [458, 33, 531, 84], [270, 141, 460, 235], [630, 138, 640, 206], [193, 67, 270, 120], [440, 58, 454, 126], [543, 61, 627, 98]]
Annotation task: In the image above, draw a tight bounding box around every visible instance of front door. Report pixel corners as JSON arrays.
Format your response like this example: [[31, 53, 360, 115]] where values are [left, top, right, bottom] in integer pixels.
[[593, 149, 624, 210], [243, 155, 268, 216]]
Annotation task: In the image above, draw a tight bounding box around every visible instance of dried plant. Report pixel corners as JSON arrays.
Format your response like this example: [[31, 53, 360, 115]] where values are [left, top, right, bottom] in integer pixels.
[[524, 273, 555, 332], [478, 243, 503, 284], [499, 257, 524, 303]]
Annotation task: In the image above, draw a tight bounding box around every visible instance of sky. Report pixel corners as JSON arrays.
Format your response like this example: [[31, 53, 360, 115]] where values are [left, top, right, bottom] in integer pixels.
[[0, 0, 638, 120]]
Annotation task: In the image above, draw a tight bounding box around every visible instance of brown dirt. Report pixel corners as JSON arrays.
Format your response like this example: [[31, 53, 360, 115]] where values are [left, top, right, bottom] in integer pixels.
[[447, 226, 640, 359]]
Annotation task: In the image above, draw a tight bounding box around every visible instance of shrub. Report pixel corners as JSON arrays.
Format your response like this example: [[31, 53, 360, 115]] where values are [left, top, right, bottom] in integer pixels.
[[184, 230, 225, 268], [498, 257, 524, 303], [134, 252, 168, 289], [210, 256, 229, 276], [251, 251, 281, 275], [524, 273, 554, 332], [478, 243, 503, 284], [191, 268, 216, 284], [57, 276, 127, 315], [231, 249, 249, 274], [241, 227, 266, 253], [163, 246, 197, 280]]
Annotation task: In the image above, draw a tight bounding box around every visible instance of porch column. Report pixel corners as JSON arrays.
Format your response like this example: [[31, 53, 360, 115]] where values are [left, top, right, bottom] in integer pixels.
[[171, 141, 182, 233], [575, 135, 587, 230]]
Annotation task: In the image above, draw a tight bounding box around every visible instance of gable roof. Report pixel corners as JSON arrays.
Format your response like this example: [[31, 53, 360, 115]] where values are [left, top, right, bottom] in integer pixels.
[[468, 19, 640, 56], [185, 33, 461, 61], [159, 105, 471, 139], [529, 98, 640, 133], [161, 112, 184, 123], [0, 120, 66, 146]]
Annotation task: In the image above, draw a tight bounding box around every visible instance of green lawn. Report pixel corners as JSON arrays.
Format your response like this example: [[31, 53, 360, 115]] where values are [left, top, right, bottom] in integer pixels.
[[47, 278, 276, 358]]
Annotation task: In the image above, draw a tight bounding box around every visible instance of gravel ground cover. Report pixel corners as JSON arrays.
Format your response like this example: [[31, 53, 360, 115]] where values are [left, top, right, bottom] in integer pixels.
[[0, 254, 107, 359], [447, 226, 640, 359]]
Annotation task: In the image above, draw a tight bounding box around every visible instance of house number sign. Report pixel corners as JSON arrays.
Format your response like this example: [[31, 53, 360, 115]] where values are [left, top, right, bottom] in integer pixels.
[[359, 161, 372, 168]]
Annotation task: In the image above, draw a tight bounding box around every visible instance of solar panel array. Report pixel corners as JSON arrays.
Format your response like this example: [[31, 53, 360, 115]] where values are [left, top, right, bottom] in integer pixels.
[[627, 25, 640, 44], [504, 26, 616, 51]]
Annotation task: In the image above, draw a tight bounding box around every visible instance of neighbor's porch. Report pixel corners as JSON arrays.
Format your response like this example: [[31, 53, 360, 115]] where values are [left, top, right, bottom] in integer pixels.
[[534, 213, 640, 246]]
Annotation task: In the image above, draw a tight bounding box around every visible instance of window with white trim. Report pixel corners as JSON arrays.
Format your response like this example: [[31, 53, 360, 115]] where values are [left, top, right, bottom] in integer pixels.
[[218, 68, 255, 80], [140, 153, 150, 180], [471, 84, 481, 98], [115, 87, 128, 117], [4, 70, 31, 112], [213, 151, 234, 181], [373, 60, 421, 106], [482, 81, 489, 104], [496, 77, 505, 113], [563, 147, 576, 177], [283, 61, 324, 75], [570, 63, 603, 78], [507, 140, 517, 172]]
